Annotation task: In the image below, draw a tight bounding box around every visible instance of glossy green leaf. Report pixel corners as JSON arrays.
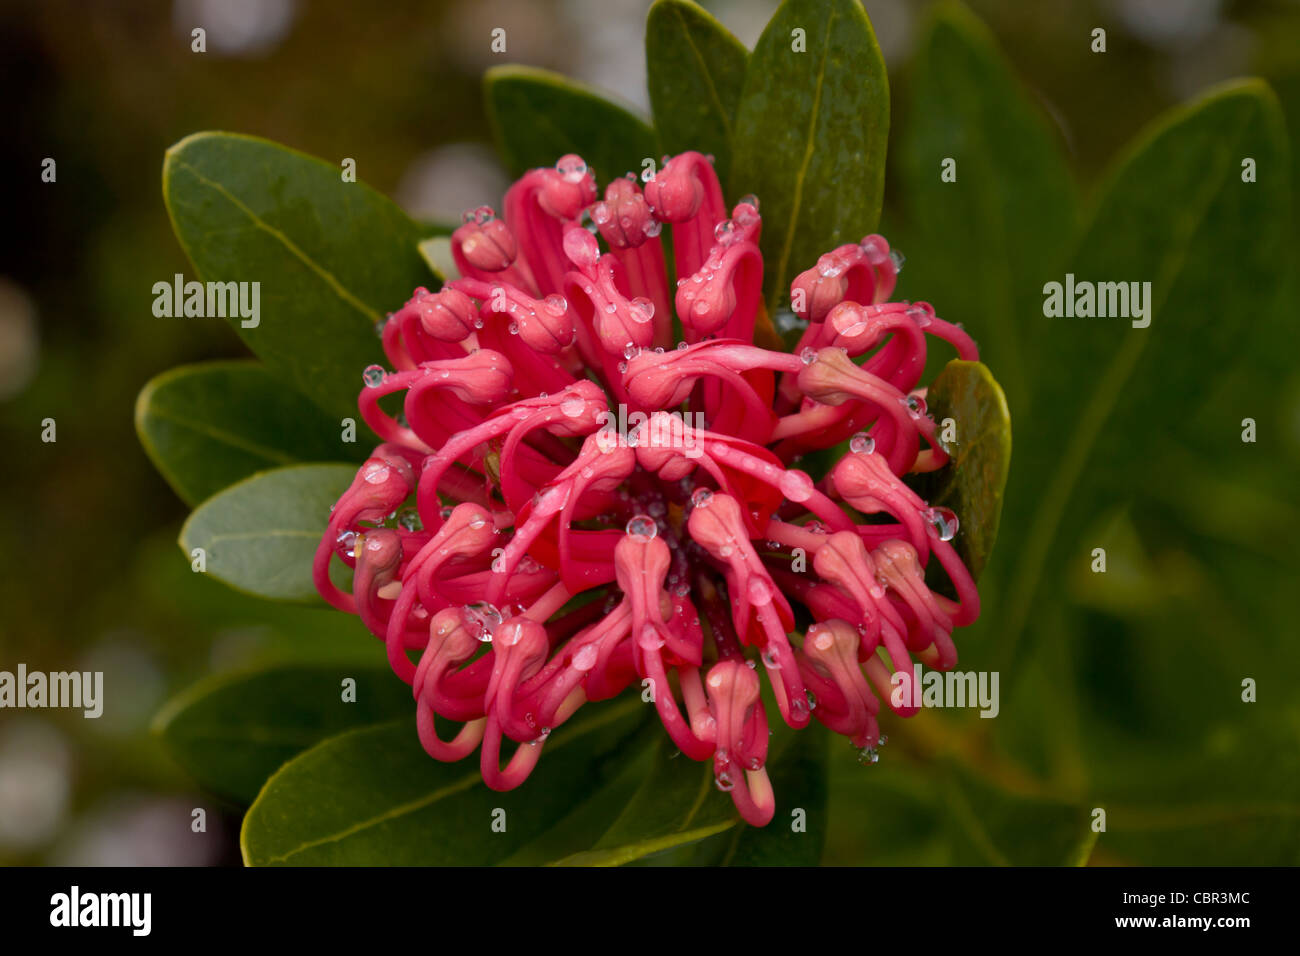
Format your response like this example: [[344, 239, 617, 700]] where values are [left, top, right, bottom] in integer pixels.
[[896, 0, 1077, 406], [913, 360, 1012, 583], [241, 697, 649, 865], [484, 65, 658, 183], [992, 80, 1290, 667], [153, 665, 412, 804], [135, 360, 363, 507], [163, 132, 432, 421], [179, 463, 356, 603], [553, 719, 829, 866], [646, 0, 748, 191], [730, 0, 889, 310], [941, 764, 1095, 866]]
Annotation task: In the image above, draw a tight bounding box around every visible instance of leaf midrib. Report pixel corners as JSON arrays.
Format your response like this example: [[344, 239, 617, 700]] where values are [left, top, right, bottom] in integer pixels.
[[169, 157, 379, 322]]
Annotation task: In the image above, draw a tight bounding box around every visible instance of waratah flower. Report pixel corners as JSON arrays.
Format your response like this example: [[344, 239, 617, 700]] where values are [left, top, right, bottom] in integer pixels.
[[314, 151, 981, 826]]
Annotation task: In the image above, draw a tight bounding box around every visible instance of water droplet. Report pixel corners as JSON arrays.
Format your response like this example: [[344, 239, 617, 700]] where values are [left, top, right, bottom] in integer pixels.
[[462, 601, 502, 642], [877, 734, 888, 747], [508, 321, 520, 335], [556, 157, 587, 183], [676, 341, 689, 351], [902, 394, 927, 418], [375, 315, 389, 338], [714, 219, 737, 245], [467, 513, 487, 530], [778, 469, 815, 502], [748, 577, 773, 606], [397, 507, 422, 532], [857, 747, 880, 765], [800, 347, 818, 365], [335, 530, 357, 559], [849, 431, 876, 454], [362, 365, 386, 388], [638, 622, 665, 651], [573, 645, 599, 671], [625, 514, 658, 540], [806, 689, 817, 711], [623, 342, 639, 360], [817, 253, 844, 278], [761, 646, 780, 668], [907, 302, 933, 328], [690, 487, 714, 508], [889, 249, 905, 272], [561, 396, 586, 418], [592, 201, 611, 225], [629, 297, 655, 324], [923, 505, 959, 541], [643, 219, 662, 238], [543, 294, 568, 315], [715, 771, 736, 792], [738, 193, 759, 212], [361, 462, 391, 484]]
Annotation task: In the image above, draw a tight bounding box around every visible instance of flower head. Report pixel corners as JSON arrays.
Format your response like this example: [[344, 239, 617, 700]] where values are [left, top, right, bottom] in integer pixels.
[[316, 151, 982, 825]]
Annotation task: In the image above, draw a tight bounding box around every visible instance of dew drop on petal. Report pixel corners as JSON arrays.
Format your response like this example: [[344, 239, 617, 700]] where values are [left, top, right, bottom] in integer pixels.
[[556, 157, 587, 184], [643, 219, 662, 238], [858, 747, 880, 765], [889, 249, 906, 272], [592, 201, 611, 225], [361, 462, 391, 484], [397, 507, 422, 532], [715, 770, 736, 792], [748, 577, 774, 606], [849, 431, 876, 455], [362, 365, 386, 388], [800, 347, 818, 365], [573, 644, 599, 672], [923, 505, 959, 541], [638, 622, 665, 651], [561, 396, 586, 418], [906, 302, 933, 328], [462, 601, 503, 642], [778, 469, 815, 502], [738, 193, 760, 212], [543, 294, 568, 315], [629, 297, 655, 324], [690, 487, 714, 508], [625, 514, 658, 540]]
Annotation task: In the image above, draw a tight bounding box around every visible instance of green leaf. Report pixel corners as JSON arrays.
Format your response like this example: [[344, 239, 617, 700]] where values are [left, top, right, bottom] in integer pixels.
[[708, 723, 829, 865], [241, 697, 649, 865], [153, 665, 412, 804], [135, 360, 363, 508], [940, 764, 1094, 866], [913, 360, 1012, 583], [163, 132, 433, 421], [646, 0, 748, 192], [896, 1, 1077, 405], [553, 719, 828, 866], [179, 463, 356, 603], [992, 80, 1291, 667], [730, 0, 889, 310], [484, 65, 659, 183]]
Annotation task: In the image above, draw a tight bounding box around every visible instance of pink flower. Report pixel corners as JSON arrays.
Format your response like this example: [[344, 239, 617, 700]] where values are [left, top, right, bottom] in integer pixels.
[[315, 152, 982, 826]]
